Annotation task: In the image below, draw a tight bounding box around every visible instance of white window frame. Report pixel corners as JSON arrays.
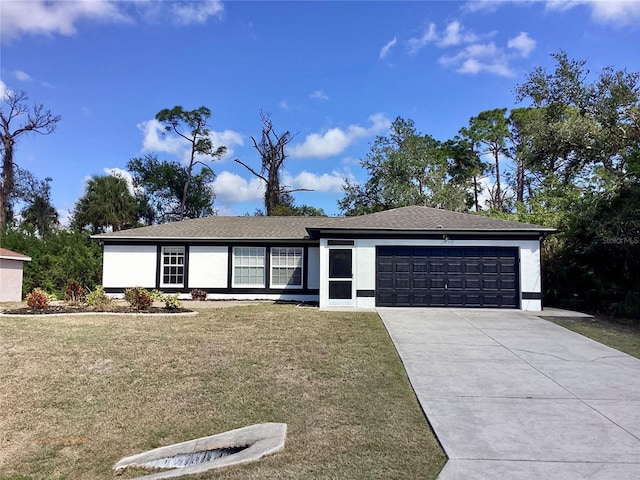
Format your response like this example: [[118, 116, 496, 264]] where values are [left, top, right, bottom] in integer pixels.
[[270, 247, 304, 289], [232, 247, 266, 288], [161, 246, 185, 287]]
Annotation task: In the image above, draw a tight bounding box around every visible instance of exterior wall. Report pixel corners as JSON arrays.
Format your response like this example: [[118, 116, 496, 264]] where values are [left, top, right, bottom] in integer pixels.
[[0, 259, 25, 302], [320, 237, 543, 311], [102, 243, 320, 302], [188, 246, 228, 288], [103, 245, 157, 289]]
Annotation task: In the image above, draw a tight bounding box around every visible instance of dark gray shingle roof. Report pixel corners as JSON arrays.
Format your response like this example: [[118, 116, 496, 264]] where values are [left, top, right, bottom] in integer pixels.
[[323, 206, 556, 232], [93, 206, 554, 241]]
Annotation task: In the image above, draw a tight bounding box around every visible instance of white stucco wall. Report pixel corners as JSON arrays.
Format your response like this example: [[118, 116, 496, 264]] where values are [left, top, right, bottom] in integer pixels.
[[103, 245, 157, 288], [188, 246, 228, 288], [0, 259, 25, 302], [319, 238, 543, 311]]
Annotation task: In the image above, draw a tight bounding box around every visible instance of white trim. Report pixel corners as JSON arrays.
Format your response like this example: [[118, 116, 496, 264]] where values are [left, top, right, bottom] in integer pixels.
[[160, 246, 185, 288], [0, 255, 31, 262], [232, 246, 266, 288], [320, 240, 356, 308], [270, 247, 304, 289]]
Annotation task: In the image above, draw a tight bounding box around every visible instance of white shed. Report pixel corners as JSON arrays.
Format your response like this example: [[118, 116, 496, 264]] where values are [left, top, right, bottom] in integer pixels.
[[0, 248, 32, 302]]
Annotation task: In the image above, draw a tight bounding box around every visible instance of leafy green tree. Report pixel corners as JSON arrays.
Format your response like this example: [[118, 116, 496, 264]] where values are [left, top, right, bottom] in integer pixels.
[[155, 106, 226, 220], [443, 136, 485, 212], [20, 176, 59, 236], [1, 228, 102, 296], [71, 175, 138, 233], [127, 154, 215, 223], [290, 204, 326, 216], [0, 90, 61, 230], [339, 117, 469, 215], [460, 108, 511, 211], [514, 50, 639, 188], [235, 111, 309, 215]]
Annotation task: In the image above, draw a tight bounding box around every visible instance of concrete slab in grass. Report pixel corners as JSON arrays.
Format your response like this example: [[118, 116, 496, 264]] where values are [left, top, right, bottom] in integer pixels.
[[114, 423, 287, 479]]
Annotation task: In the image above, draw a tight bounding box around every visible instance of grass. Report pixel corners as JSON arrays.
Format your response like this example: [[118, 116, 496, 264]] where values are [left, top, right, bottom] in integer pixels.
[[0, 303, 446, 479], [543, 316, 640, 359]]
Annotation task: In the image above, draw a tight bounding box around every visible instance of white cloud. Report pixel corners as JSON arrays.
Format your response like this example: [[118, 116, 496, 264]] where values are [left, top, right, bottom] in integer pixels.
[[172, 0, 224, 25], [0, 80, 12, 100], [0, 0, 224, 40], [439, 42, 515, 77], [463, 0, 501, 13], [0, 0, 131, 39], [104, 167, 136, 195], [138, 119, 185, 156], [547, 0, 640, 25], [407, 23, 437, 55], [406, 20, 534, 77], [310, 90, 329, 101], [211, 171, 264, 203], [13, 70, 32, 82], [138, 119, 243, 162], [282, 171, 348, 193], [465, 0, 640, 26], [507, 32, 536, 57], [278, 99, 293, 110], [379, 36, 397, 59], [290, 113, 391, 159], [209, 130, 244, 160], [438, 21, 479, 47]]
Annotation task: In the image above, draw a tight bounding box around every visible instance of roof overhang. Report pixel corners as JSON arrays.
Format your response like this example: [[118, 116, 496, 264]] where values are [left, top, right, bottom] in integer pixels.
[[0, 254, 32, 262], [306, 227, 558, 240]]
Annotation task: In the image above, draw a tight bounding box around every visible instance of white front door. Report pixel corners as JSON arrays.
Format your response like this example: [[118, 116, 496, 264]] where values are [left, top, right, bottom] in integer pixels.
[[326, 247, 354, 307]]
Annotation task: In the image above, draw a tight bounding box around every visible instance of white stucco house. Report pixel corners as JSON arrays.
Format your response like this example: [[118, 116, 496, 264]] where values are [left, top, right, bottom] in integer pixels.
[[0, 248, 32, 302], [92, 206, 556, 311]]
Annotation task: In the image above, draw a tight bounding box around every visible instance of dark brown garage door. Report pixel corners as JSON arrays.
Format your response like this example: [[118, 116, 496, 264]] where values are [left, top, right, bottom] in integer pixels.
[[376, 246, 519, 308]]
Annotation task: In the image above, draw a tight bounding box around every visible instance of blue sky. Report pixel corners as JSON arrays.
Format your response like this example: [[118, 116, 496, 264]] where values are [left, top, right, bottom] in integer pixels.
[[1, 0, 639, 221]]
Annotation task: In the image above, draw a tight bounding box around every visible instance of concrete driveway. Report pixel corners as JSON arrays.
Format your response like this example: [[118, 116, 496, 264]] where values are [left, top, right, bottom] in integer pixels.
[[378, 308, 640, 479]]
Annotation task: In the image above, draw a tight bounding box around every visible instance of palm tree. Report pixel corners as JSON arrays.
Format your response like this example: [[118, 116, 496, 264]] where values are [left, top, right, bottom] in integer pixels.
[[72, 175, 138, 233]]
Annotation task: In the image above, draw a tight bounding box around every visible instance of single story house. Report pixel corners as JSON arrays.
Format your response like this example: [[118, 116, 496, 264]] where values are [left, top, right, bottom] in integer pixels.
[[0, 248, 32, 302], [92, 206, 556, 311]]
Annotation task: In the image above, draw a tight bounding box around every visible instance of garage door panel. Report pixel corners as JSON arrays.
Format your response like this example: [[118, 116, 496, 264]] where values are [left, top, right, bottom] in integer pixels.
[[377, 276, 393, 289], [464, 278, 481, 289], [413, 277, 428, 288], [376, 246, 519, 308]]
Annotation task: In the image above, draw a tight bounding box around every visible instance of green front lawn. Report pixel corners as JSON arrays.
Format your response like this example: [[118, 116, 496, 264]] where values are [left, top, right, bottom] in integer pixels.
[[0, 303, 445, 479]]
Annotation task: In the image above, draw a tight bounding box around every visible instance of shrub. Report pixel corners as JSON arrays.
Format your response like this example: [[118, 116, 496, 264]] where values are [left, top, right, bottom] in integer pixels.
[[163, 293, 182, 310], [124, 287, 153, 311], [190, 289, 207, 301], [150, 289, 165, 302], [64, 281, 87, 304], [86, 286, 111, 308], [26, 288, 49, 309]]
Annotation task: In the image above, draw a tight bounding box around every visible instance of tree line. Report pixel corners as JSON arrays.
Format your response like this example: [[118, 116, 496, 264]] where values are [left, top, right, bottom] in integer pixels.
[[1, 51, 638, 316]]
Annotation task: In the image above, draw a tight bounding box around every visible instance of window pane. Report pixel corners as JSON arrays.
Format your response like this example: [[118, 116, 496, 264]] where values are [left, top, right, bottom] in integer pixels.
[[329, 281, 352, 299], [233, 247, 265, 286], [271, 248, 303, 287], [329, 250, 352, 278], [162, 247, 185, 286]]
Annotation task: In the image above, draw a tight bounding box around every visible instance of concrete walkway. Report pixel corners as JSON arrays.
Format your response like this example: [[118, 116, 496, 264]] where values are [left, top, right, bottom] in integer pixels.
[[378, 308, 640, 480]]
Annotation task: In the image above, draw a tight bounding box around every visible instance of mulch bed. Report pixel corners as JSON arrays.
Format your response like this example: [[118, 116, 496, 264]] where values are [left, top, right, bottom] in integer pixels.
[[2, 305, 193, 315]]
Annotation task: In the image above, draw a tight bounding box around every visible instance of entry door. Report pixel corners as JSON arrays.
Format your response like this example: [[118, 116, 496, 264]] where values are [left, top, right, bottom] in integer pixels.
[[328, 248, 353, 305]]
